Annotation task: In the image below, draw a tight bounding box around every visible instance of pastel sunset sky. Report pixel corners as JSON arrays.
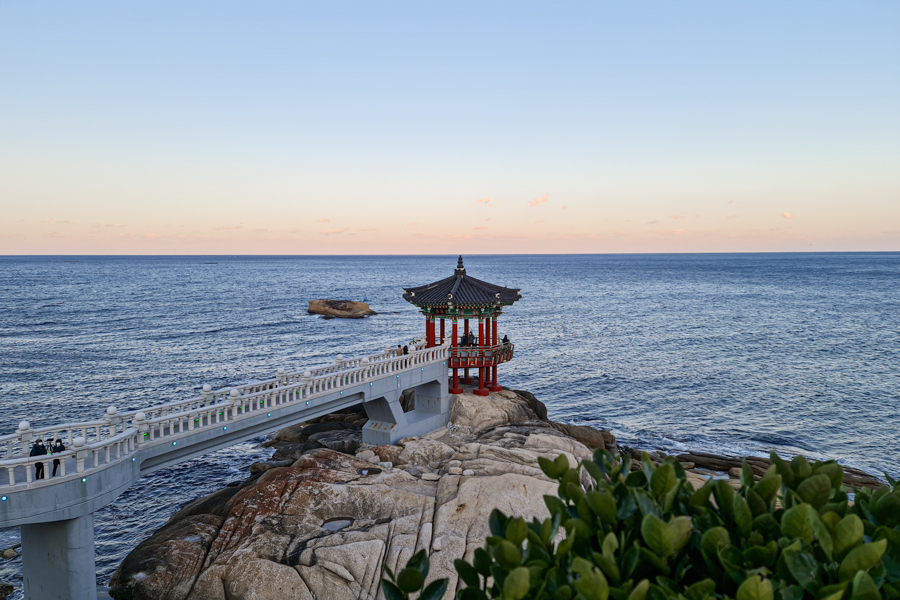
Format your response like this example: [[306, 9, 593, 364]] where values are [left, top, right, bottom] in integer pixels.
[[2, 2, 898, 254]]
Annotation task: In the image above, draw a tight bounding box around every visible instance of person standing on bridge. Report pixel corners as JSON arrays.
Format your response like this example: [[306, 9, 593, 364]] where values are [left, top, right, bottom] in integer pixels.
[[51, 438, 66, 477], [30, 439, 46, 479]]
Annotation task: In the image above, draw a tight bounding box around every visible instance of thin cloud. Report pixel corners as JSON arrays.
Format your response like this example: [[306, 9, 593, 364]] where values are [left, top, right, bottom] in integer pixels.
[[358, 227, 376, 232], [534, 220, 545, 224], [668, 214, 686, 220], [782, 212, 793, 219], [146, 233, 163, 240], [646, 220, 660, 225], [317, 218, 330, 223], [727, 200, 737, 205], [474, 196, 492, 207], [727, 215, 739, 219], [562, 205, 567, 210], [528, 193, 550, 207], [215, 225, 242, 230], [42, 218, 52, 223], [253, 228, 268, 232], [404, 222, 418, 227], [485, 218, 491, 222], [57, 219, 71, 224], [474, 226, 488, 230], [321, 228, 348, 235]]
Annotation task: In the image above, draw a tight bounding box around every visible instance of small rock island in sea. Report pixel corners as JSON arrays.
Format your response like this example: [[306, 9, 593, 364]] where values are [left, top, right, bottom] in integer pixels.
[[308, 299, 377, 319]]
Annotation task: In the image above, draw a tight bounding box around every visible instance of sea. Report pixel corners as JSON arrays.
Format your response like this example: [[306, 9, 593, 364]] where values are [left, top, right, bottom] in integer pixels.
[[0, 253, 898, 595]]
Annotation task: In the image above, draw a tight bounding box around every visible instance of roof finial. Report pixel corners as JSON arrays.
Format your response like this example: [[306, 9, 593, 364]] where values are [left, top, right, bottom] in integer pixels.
[[455, 255, 466, 275]]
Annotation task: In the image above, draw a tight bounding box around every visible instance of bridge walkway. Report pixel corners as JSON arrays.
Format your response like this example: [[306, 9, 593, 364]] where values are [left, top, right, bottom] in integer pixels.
[[0, 340, 452, 600]]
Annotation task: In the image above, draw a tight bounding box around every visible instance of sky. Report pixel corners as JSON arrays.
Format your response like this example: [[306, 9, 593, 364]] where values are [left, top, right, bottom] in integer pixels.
[[1, 2, 898, 254]]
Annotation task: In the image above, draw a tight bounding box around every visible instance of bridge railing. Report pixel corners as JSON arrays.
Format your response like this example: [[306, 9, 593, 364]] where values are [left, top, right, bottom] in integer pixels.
[[0, 340, 448, 492]]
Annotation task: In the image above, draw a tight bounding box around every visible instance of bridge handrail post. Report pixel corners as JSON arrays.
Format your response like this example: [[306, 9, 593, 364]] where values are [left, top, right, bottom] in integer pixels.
[[73, 437, 87, 473], [133, 412, 148, 446], [229, 389, 240, 420]]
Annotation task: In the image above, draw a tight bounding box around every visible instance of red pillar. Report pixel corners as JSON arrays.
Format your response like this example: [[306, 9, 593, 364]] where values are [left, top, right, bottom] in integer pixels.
[[450, 318, 461, 394], [489, 314, 501, 391], [463, 318, 472, 383], [440, 318, 445, 344], [474, 317, 489, 396]]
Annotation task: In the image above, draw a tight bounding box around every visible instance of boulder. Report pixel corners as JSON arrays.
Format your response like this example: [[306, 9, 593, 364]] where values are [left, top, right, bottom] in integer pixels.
[[551, 422, 616, 450], [308, 430, 362, 455], [307, 300, 377, 319], [110, 389, 618, 600]]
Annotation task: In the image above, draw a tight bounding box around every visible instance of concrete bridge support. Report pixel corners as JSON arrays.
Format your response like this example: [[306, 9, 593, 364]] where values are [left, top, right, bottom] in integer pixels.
[[21, 513, 97, 600]]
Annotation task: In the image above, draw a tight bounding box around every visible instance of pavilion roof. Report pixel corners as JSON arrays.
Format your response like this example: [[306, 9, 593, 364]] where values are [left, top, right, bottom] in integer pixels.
[[403, 256, 522, 309]]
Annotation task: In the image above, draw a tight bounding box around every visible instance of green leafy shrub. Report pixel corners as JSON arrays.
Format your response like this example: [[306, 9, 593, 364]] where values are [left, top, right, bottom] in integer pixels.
[[385, 450, 900, 600], [382, 548, 449, 600]]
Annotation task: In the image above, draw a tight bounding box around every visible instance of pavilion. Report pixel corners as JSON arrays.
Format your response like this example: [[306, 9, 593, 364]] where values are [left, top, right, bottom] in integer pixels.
[[403, 256, 521, 396]]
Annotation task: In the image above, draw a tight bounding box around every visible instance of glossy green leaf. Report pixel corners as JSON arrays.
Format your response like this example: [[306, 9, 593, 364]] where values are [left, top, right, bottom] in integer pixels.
[[495, 540, 522, 569], [810, 509, 834, 561], [714, 480, 737, 524], [850, 570, 880, 600], [690, 479, 715, 509], [872, 490, 900, 527], [572, 557, 609, 600], [503, 566, 531, 600], [791, 455, 813, 481], [783, 548, 819, 589], [771, 452, 795, 488], [586, 489, 617, 525], [755, 466, 782, 503], [814, 461, 844, 490], [834, 514, 865, 558], [591, 551, 621, 586], [734, 494, 753, 537], [782, 503, 815, 543], [381, 579, 406, 600], [740, 461, 756, 489], [582, 459, 605, 484], [601, 531, 618, 557], [506, 517, 527, 545], [641, 514, 692, 558], [650, 463, 677, 500], [701, 526, 730, 558], [473, 548, 491, 576], [419, 579, 450, 600], [455, 559, 481, 589], [397, 568, 425, 593], [817, 582, 848, 600], [406, 549, 430, 578], [737, 575, 774, 600], [627, 580, 651, 600], [685, 579, 716, 600], [490, 509, 509, 537], [797, 474, 832, 509], [753, 513, 782, 540], [839, 539, 887, 581]]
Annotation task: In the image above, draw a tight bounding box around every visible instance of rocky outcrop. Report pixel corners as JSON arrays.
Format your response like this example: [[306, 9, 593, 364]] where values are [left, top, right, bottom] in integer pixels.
[[109, 390, 612, 600], [307, 300, 377, 319]]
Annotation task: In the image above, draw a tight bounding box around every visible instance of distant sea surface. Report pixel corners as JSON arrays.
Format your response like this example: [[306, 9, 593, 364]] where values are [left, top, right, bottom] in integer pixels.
[[1, 253, 899, 594]]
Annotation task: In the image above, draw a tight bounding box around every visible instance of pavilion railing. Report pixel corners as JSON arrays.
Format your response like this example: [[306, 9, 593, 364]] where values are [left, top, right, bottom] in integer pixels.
[[449, 343, 515, 367]]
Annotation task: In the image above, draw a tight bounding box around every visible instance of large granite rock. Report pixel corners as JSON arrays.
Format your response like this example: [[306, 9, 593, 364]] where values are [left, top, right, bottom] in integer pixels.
[[307, 300, 377, 319], [109, 390, 611, 600]]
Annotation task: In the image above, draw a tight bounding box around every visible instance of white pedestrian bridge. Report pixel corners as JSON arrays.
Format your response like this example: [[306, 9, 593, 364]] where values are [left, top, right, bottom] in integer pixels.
[[0, 340, 452, 600]]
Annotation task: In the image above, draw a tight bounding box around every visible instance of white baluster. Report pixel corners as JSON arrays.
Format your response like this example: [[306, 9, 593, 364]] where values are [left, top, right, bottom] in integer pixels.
[[73, 437, 86, 473]]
